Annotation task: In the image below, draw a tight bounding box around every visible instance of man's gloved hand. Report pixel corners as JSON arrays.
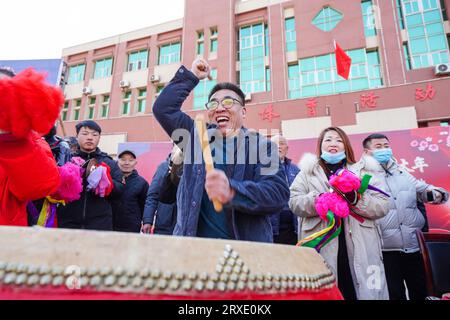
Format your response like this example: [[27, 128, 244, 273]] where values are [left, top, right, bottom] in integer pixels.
[[86, 166, 103, 192], [95, 166, 111, 198]]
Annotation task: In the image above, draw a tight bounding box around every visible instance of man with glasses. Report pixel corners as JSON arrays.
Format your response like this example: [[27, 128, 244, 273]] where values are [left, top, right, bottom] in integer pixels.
[[153, 58, 289, 243]]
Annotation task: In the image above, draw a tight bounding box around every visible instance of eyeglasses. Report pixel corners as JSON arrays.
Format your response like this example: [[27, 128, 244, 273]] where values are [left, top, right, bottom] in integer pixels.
[[205, 98, 243, 111]]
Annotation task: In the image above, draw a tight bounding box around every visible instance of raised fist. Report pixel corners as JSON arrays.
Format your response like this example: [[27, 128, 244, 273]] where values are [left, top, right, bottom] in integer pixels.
[[190, 58, 212, 81]]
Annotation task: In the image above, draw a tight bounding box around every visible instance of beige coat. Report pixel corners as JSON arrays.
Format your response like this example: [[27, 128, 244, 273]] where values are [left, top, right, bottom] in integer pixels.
[[289, 153, 390, 300]]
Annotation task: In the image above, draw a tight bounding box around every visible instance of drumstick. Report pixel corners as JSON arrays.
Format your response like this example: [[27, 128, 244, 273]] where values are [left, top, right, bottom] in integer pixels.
[[58, 116, 67, 137], [195, 114, 223, 213]]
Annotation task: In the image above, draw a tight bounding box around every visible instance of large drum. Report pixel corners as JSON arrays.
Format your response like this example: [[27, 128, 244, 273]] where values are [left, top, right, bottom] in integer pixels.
[[0, 227, 342, 300]]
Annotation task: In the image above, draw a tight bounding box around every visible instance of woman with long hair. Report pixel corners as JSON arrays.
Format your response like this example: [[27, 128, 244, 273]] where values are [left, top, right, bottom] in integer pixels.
[[289, 127, 389, 300]]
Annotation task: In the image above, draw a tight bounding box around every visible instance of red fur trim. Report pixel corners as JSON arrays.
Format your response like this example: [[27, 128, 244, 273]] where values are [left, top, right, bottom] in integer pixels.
[[0, 68, 64, 138]]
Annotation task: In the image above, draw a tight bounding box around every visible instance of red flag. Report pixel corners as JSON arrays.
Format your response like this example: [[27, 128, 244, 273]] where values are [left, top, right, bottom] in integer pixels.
[[335, 41, 352, 80]]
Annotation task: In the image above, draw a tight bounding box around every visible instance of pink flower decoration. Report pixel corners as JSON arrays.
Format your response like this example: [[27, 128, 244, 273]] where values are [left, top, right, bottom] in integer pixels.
[[429, 144, 439, 152], [71, 157, 85, 167], [315, 193, 350, 220], [51, 163, 83, 203], [329, 169, 361, 193], [420, 140, 429, 149], [410, 140, 419, 148]]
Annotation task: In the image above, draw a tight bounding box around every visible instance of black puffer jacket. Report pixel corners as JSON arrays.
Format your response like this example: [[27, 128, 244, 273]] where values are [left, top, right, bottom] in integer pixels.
[[57, 148, 125, 231], [112, 170, 149, 233]]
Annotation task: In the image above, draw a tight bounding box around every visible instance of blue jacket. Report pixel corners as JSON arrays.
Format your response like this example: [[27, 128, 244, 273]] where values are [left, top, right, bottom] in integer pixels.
[[153, 66, 290, 243], [269, 158, 300, 235], [143, 160, 177, 235]]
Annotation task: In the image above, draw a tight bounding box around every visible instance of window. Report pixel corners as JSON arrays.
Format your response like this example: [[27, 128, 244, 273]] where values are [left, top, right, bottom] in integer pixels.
[[67, 64, 85, 84], [401, 0, 450, 69], [193, 69, 217, 110], [285, 17, 297, 52], [288, 49, 383, 99], [152, 85, 164, 108], [238, 23, 269, 94], [137, 89, 147, 113], [397, 0, 406, 29], [265, 67, 271, 92], [156, 85, 164, 97], [127, 50, 148, 72], [404, 43, 412, 69], [62, 101, 69, 121], [197, 31, 204, 55], [100, 95, 110, 119], [367, 51, 383, 87], [122, 91, 131, 115], [362, 0, 377, 37], [441, 0, 448, 20], [288, 64, 301, 99], [86, 97, 96, 120], [210, 28, 218, 53], [93, 57, 113, 79], [158, 42, 181, 65], [73, 99, 81, 121], [312, 6, 343, 32]]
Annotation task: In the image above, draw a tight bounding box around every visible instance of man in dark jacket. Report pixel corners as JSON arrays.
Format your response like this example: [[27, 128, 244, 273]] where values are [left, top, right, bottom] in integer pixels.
[[142, 157, 178, 235], [57, 120, 124, 231], [152, 58, 290, 243], [270, 135, 300, 245], [113, 150, 149, 233], [44, 125, 71, 167]]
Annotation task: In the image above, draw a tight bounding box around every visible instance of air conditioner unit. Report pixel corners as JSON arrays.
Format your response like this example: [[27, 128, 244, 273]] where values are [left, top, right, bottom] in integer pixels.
[[120, 80, 130, 88], [434, 63, 450, 76], [82, 87, 92, 95], [150, 74, 160, 83], [245, 93, 252, 102]]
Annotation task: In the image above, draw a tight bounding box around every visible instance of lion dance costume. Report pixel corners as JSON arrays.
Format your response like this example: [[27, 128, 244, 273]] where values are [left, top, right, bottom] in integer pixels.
[[0, 68, 73, 226]]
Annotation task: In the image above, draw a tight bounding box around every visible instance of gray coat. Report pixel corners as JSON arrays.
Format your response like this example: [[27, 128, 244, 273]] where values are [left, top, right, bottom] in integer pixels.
[[371, 159, 447, 253], [289, 153, 390, 300]]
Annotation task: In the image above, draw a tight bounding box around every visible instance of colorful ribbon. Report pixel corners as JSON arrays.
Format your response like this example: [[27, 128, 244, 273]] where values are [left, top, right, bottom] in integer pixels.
[[36, 197, 65, 228], [297, 211, 342, 252], [297, 173, 390, 252]]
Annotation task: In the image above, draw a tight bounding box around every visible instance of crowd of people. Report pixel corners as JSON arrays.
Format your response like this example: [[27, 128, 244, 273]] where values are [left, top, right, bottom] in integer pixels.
[[1, 60, 449, 300]]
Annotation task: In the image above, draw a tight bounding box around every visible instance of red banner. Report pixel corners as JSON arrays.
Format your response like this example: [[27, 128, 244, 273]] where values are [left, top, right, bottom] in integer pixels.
[[120, 126, 450, 230]]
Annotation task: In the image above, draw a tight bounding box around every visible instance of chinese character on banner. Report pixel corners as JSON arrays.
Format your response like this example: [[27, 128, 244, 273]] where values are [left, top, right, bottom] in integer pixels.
[[306, 98, 318, 117], [412, 157, 429, 173], [415, 84, 436, 102], [399, 159, 415, 173], [360, 92, 379, 109], [259, 104, 280, 123]]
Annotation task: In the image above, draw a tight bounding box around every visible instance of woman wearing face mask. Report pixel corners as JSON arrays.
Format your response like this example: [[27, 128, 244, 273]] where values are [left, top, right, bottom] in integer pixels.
[[289, 127, 390, 300]]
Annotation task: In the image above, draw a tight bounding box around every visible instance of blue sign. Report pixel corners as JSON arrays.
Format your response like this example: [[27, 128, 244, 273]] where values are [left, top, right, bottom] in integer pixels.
[[0, 59, 63, 86]]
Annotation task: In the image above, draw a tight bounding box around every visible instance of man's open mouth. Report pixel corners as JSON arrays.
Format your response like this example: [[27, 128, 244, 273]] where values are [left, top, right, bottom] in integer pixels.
[[216, 116, 230, 125]]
